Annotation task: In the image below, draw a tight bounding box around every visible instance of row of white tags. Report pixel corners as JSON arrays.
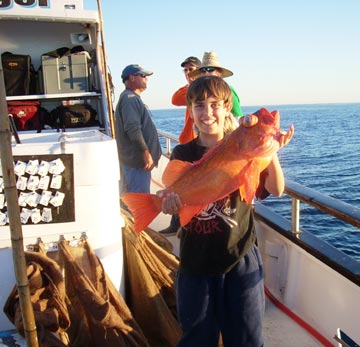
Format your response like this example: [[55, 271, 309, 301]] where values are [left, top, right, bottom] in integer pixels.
[[0, 207, 53, 225], [0, 191, 65, 209], [0, 207, 52, 226], [14, 158, 65, 177], [0, 175, 61, 192]]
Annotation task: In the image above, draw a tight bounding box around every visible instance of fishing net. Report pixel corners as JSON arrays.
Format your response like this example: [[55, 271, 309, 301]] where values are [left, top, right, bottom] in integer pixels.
[[3, 210, 182, 346], [4, 239, 150, 346], [3, 250, 71, 346], [122, 207, 182, 346], [60, 239, 151, 347]]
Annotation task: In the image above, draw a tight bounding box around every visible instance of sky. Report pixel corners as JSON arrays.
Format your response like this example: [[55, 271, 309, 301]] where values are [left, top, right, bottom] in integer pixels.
[[84, 0, 360, 110]]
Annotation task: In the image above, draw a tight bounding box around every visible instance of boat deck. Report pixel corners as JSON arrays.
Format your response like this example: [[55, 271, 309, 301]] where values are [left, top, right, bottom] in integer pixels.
[[264, 297, 323, 347], [0, 302, 323, 347]]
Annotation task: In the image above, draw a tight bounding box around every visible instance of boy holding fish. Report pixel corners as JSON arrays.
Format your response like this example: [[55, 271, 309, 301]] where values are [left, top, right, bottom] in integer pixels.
[[158, 76, 294, 347]]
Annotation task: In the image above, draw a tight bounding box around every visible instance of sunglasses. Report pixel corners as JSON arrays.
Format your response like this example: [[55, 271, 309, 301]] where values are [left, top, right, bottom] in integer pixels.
[[199, 67, 216, 73]]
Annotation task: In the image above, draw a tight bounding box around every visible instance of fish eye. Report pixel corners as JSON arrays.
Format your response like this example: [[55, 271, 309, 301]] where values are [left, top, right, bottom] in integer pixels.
[[242, 115, 258, 127]]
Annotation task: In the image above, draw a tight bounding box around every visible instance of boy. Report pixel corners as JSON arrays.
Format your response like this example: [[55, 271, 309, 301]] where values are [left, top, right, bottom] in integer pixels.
[[159, 75, 293, 347]]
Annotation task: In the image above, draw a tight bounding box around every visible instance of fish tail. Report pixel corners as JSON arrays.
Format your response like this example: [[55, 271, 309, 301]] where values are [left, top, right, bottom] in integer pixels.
[[121, 193, 162, 233]]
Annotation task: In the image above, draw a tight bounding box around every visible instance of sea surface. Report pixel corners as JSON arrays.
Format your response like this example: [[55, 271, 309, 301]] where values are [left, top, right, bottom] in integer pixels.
[[151, 103, 360, 262]]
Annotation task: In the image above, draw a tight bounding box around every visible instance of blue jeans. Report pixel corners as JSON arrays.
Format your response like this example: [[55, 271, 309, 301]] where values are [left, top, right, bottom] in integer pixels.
[[120, 163, 151, 194], [176, 244, 265, 347]]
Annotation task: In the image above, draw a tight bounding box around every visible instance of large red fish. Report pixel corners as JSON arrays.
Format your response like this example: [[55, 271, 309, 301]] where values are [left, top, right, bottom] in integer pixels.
[[122, 108, 293, 233]]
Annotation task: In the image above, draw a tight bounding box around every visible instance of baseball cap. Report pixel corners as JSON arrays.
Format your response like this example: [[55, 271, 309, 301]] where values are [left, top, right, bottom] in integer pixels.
[[121, 64, 153, 82], [180, 56, 201, 68]]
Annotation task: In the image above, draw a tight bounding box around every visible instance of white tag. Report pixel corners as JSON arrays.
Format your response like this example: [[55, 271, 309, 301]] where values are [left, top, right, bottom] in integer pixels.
[[25, 192, 41, 207], [50, 175, 62, 189], [45, 242, 59, 252], [25, 160, 39, 175], [39, 191, 52, 206], [20, 208, 31, 224], [18, 192, 30, 207], [0, 177, 4, 192], [38, 175, 50, 190], [38, 160, 50, 176], [50, 191, 65, 207], [14, 161, 27, 176], [0, 193, 4, 209], [16, 176, 28, 191], [0, 211, 7, 225], [49, 158, 65, 175], [27, 175, 40, 191], [31, 209, 42, 224], [41, 207, 53, 223]]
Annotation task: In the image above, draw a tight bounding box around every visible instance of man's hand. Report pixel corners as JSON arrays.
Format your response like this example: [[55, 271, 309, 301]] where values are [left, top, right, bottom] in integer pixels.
[[143, 149, 155, 170]]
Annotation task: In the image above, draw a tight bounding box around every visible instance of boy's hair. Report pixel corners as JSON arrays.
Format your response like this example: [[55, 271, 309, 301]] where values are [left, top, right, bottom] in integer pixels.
[[186, 75, 233, 110], [223, 113, 238, 135]]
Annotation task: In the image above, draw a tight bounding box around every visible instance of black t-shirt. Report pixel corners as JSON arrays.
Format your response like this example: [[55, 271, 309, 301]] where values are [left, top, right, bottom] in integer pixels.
[[171, 138, 268, 275]]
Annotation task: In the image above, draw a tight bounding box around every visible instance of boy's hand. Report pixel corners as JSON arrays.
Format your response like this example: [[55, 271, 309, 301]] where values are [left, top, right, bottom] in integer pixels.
[[278, 124, 294, 148], [156, 190, 183, 215]]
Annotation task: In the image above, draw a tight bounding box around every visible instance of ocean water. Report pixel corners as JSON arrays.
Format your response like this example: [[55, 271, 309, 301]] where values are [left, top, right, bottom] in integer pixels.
[[151, 103, 360, 262]]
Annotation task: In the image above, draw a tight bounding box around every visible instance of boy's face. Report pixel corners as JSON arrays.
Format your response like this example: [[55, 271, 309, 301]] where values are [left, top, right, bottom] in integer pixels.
[[190, 96, 229, 136]]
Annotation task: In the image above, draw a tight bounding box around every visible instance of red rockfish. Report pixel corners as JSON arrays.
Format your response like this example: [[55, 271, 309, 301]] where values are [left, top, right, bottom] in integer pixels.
[[122, 108, 294, 233]]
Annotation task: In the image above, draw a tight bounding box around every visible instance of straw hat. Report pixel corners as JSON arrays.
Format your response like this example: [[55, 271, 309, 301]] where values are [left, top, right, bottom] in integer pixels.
[[189, 51, 233, 78]]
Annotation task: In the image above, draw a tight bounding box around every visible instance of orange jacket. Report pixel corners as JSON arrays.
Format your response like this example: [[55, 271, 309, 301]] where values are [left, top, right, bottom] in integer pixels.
[[172, 85, 196, 144]]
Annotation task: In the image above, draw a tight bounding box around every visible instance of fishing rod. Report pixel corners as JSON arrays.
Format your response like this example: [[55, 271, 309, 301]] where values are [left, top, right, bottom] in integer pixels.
[[0, 63, 38, 345], [96, 0, 115, 138]]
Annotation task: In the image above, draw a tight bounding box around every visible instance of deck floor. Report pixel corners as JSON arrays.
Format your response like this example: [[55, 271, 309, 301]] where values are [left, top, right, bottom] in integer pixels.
[[263, 297, 323, 347]]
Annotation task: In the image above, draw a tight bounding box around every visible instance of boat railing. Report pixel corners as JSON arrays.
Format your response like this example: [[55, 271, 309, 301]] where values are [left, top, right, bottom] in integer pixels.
[[285, 179, 360, 232], [157, 130, 178, 157]]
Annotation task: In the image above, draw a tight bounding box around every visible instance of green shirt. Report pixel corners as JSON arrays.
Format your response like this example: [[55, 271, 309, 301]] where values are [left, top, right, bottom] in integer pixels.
[[229, 85, 243, 117]]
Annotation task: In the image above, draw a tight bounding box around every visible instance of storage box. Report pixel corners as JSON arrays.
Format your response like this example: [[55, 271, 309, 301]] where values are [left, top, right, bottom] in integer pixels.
[[1, 52, 33, 96], [41, 52, 89, 94]]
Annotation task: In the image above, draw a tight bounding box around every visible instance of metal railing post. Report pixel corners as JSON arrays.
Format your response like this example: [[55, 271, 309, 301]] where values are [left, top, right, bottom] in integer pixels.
[[291, 197, 301, 234], [165, 137, 171, 156]]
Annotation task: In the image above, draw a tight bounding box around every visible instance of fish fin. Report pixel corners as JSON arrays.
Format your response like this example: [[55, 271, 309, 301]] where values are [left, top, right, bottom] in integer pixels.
[[240, 184, 256, 205], [162, 159, 192, 187], [271, 110, 280, 128], [121, 193, 162, 233], [178, 205, 205, 226], [239, 162, 262, 204]]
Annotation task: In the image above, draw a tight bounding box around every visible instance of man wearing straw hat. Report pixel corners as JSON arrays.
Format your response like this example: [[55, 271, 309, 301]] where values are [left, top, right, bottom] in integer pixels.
[[189, 51, 243, 118]]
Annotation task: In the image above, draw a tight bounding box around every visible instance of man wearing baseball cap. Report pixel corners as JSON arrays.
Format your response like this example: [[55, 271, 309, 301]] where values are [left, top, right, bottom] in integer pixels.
[[172, 56, 201, 145], [115, 64, 161, 198]]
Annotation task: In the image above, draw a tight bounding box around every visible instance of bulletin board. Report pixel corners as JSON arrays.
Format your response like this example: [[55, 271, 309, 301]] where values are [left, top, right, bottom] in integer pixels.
[[0, 153, 75, 225]]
